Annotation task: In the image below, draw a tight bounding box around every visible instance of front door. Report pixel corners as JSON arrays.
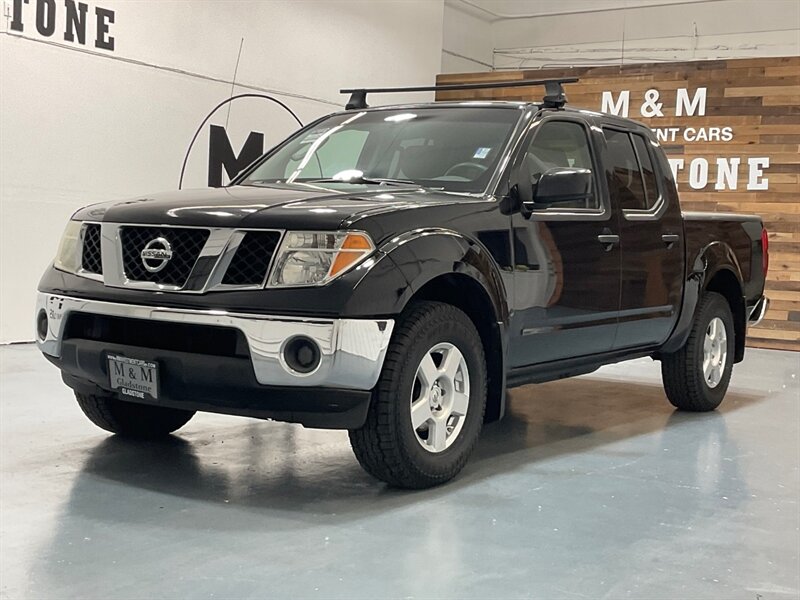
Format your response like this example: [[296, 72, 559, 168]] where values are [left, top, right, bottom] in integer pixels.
[[508, 117, 621, 368]]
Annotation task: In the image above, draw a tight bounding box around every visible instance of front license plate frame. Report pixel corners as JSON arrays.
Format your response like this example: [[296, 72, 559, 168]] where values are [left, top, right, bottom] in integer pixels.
[[107, 354, 159, 401]]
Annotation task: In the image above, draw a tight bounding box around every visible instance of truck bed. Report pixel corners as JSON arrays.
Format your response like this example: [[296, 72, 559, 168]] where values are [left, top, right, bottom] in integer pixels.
[[682, 211, 767, 306]]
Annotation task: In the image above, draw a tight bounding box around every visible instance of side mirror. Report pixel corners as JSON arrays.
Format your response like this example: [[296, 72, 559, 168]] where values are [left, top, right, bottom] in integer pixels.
[[530, 167, 593, 208]]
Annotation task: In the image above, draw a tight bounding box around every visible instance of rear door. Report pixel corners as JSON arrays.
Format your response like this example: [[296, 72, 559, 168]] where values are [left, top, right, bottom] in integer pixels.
[[508, 115, 621, 367], [601, 127, 685, 349]]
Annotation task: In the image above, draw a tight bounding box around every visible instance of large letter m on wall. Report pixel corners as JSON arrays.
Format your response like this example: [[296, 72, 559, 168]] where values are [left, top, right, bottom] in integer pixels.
[[207, 125, 264, 187]]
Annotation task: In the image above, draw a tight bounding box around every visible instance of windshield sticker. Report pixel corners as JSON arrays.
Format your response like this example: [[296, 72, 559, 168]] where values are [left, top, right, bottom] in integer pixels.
[[473, 147, 491, 159]]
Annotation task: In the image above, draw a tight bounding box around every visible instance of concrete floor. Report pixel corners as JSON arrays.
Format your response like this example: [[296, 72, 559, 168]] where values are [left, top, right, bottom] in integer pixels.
[[0, 344, 798, 600]]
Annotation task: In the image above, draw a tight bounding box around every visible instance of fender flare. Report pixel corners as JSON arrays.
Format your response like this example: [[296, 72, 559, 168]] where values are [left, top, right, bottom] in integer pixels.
[[692, 241, 744, 289], [342, 228, 510, 322], [661, 240, 745, 355], [342, 228, 511, 422]]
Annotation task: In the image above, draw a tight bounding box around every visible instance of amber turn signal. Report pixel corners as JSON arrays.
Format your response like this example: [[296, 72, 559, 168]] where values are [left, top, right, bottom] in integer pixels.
[[328, 233, 374, 278]]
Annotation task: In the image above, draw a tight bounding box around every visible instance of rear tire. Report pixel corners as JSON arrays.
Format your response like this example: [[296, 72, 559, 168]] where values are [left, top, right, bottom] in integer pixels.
[[75, 393, 195, 438], [349, 301, 487, 489], [661, 292, 735, 412]]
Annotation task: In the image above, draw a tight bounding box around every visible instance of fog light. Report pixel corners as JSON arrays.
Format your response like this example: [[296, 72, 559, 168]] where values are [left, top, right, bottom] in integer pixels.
[[36, 310, 48, 341], [283, 336, 321, 374]]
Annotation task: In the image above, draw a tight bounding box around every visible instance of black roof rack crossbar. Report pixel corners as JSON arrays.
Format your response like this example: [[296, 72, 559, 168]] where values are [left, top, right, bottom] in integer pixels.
[[341, 77, 579, 110]]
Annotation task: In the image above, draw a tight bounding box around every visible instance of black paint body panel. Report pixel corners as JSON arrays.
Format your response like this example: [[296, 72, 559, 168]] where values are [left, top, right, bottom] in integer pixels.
[[41, 103, 768, 426], [51, 341, 372, 429]]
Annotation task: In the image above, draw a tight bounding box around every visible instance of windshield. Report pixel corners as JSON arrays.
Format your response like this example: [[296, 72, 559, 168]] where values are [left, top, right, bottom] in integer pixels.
[[241, 107, 522, 194]]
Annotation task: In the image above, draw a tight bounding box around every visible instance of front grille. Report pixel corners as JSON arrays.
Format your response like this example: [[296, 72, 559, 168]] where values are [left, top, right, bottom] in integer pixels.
[[222, 231, 281, 286], [81, 224, 102, 274], [64, 313, 249, 358], [120, 226, 209, 286]]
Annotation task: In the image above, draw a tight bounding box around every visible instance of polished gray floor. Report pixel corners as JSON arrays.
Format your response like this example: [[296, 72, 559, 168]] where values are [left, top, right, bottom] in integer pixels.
[[1, 344, 798, 600]]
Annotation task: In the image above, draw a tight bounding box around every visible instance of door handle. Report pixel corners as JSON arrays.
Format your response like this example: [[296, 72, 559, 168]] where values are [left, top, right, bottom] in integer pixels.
[[597, 229, 619, 252], [662, 233, 680, 249]]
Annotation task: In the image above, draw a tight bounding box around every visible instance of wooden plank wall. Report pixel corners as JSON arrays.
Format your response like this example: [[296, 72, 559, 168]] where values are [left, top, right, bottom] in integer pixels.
[[436, 56, 800, 351]]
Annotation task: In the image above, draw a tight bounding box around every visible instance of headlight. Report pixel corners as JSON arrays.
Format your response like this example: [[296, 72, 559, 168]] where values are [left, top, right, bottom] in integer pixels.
[[268, 231, 374, 287], [54, 220, 83, 274]]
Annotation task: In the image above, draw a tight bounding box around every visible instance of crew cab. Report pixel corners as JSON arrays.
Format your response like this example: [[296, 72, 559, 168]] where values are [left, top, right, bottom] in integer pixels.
[[35, 79, 769, 489]]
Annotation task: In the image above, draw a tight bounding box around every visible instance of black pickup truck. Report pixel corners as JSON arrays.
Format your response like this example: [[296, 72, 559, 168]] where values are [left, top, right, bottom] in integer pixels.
[[36, 79, 769, 489]]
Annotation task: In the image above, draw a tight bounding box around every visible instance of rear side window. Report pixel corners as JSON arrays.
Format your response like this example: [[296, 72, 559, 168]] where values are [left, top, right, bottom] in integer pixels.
[[631, 134, 660, 208], [603, 128, 661, 211], [603, 129, 647, 210]]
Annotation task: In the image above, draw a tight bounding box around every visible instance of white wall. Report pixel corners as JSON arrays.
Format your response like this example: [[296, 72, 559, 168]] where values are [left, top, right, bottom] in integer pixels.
[[441, 0, 800, 72], [492, 0, 800, 69], [442, 2, 493, 72], [0, 0, 444, 342]]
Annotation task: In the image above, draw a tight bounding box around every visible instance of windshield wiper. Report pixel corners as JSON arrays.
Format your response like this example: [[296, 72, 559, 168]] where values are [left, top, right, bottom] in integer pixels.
[[307, 176, 417, 187]]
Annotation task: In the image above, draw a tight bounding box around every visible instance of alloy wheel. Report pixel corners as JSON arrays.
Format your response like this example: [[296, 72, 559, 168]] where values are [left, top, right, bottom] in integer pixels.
[[702, 317, 728, 388], [410, 342, 470, 453]]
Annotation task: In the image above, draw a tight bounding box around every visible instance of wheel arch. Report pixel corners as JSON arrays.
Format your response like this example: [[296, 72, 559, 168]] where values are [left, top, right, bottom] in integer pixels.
[[662, 241, 746, 361], [374, 230, 510, 423], [696, 241, 746, 363], [410, 273, 506, 423], [704, 267, 746, 363]]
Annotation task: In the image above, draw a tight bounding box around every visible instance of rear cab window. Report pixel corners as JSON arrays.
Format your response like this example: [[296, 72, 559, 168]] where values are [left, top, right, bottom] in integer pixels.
[[602, 126, 664, 216]]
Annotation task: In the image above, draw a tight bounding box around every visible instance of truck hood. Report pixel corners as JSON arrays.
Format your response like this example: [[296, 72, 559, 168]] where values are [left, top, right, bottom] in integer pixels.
[[74, 184, 468, 231]]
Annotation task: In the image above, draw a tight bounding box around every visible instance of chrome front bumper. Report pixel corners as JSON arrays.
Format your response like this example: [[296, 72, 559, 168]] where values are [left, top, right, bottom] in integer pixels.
[[35, 293, 394, 390]]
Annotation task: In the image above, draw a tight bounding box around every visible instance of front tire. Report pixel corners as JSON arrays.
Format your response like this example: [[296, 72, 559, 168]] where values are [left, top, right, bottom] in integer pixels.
[[75, 393, 195, 438], [661, 292, 735, 412], [349, 301, 487, 489]]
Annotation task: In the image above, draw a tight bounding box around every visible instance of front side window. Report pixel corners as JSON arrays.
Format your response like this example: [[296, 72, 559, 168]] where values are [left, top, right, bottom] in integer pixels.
[[242, 107, 522, 194], [522, 120, 598, 209]]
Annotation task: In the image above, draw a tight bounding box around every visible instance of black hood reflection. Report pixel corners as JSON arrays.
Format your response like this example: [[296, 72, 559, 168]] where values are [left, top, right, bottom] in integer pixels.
[[71, 184, 474, 231]]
